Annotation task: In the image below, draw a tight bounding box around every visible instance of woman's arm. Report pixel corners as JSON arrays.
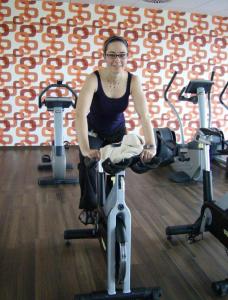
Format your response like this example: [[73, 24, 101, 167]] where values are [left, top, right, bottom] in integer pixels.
[[75, 73, 100, 158], [131, 75, 157, 160]]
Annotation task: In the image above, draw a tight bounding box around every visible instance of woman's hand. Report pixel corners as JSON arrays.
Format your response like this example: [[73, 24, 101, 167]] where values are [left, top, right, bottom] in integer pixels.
[[87, 149, 101, 160], [140, 148, 156, 162]]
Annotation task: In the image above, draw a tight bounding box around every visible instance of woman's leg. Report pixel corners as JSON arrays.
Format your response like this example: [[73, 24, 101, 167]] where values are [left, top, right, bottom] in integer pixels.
[[78, 135, 104, 210], [78, 129, 125, 224]]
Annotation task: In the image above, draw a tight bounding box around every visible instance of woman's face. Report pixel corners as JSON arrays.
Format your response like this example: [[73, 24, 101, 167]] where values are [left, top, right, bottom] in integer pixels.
[[104, 41, 128, 73]]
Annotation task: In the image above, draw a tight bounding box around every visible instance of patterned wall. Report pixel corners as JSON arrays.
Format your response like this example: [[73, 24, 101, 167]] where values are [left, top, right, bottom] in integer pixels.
[[0, 0, 227, 146]]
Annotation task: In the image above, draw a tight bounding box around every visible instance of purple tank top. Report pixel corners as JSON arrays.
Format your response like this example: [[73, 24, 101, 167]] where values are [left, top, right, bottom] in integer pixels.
[[87, 70, 132, 137]]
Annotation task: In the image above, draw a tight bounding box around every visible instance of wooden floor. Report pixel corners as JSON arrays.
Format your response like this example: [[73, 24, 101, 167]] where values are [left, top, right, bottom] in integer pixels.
[[0, 147, 227, 300]]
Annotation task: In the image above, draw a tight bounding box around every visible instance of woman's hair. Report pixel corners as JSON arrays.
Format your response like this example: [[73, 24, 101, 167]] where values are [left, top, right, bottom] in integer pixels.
[[103, 35, 128, 54]]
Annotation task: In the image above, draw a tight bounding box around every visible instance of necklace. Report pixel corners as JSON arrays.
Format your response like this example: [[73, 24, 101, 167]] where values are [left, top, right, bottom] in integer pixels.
[[106, 73, 123, 89], [107, 79, 121, 89]]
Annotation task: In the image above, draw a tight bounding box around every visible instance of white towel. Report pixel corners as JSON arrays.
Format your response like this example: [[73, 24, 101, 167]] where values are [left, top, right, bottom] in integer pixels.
[[100, 134, 144, 163]]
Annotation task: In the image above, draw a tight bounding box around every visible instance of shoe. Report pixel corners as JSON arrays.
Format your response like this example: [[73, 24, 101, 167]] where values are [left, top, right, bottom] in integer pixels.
[[78, 210, 97, 225]]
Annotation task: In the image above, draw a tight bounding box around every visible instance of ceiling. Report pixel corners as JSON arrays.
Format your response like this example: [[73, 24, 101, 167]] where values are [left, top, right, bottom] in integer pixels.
[[50, 0, 228, 17]]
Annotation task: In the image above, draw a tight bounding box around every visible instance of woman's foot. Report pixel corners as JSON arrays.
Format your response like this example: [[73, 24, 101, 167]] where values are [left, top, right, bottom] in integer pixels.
[[78, 210, 97, 225]]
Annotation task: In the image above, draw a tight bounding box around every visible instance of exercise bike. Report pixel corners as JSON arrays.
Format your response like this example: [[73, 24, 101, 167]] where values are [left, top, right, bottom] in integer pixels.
[[64, 149, 162, 300], [166, 117, 228, 295], [38, 81, 78, 185]]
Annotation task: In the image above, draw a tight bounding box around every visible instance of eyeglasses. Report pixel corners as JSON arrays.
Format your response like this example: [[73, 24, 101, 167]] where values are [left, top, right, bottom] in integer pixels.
[[106, 53, 128, 60]]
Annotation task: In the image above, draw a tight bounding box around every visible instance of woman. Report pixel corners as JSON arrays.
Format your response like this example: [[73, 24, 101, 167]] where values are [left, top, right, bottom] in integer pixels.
[[75, 35, 157, 224]]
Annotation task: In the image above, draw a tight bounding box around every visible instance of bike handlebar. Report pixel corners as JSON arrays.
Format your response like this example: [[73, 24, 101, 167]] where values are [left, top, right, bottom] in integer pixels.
[[164, 71, 178, 102], [210, 70, 215, 81], [38, 80, 77, 109], [219, 81, 228, 110], [84, 155, 161, 175]]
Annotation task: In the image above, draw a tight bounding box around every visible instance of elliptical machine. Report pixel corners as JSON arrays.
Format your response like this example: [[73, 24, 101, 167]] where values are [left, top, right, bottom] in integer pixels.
[[156, 72, 214, 183], [165, 82, 228, 296], [38, 81, 78, 186], [64, 151, 162, 300]]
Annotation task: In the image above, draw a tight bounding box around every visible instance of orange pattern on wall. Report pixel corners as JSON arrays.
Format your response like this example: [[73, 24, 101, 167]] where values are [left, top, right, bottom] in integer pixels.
[[0, 1, 227, 145]]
